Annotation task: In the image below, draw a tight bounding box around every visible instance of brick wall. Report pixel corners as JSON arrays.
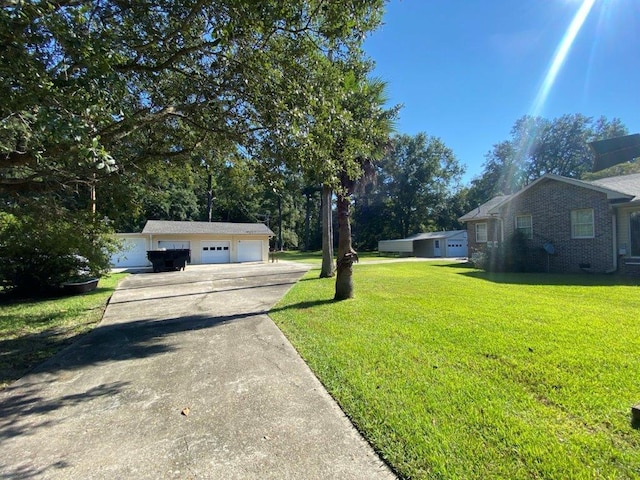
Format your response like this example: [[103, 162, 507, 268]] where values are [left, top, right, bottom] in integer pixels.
[[495, 180, 614, 273], [466, 219, 501, 257], [619, 260, 640, 276]]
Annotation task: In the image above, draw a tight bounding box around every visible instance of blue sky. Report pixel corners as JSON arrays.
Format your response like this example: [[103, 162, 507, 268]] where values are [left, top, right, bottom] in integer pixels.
[[364, 0, 640, 184]]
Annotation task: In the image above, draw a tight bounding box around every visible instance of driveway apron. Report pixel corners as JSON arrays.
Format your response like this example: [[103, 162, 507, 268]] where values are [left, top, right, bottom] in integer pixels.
[[0, 262, 394, 479]]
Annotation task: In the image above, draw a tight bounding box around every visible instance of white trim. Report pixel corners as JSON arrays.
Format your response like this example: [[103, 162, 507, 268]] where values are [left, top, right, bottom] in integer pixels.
[[571, 208, 595, 239], [515, 214, 533, 240], [609, 214, 617, 273], [630, 211, 640, 257], [487, 174, 633, 215], [476, 223, 488, 243]]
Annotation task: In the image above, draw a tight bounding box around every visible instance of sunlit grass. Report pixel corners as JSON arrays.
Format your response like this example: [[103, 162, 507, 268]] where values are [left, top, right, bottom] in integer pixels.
[[271, 262, 640, 479], [275, 249, 405, 266], [0, 274, 127, 389]]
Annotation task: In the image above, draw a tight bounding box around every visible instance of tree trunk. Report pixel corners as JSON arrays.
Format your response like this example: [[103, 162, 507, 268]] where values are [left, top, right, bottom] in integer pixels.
[[334, 191, 357, 300], [303, 191, 311, 252], [320, 184, 335, 278]]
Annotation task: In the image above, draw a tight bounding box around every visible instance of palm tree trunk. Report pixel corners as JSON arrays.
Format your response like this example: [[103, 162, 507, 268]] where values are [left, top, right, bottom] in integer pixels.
[[320, 184, 335, 278], [334, 191, 357, 300]]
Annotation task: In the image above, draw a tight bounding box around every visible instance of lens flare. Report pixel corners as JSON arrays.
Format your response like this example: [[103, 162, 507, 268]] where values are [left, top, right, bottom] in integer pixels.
[[531, 0, 597, 116], [509, 0, 598, 174]]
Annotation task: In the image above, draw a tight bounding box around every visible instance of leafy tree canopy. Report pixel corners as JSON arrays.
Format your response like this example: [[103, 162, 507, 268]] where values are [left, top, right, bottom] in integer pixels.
[[1, 0, 386, 197], [353, 132, 464, 247], [467, 114, 628, 206]]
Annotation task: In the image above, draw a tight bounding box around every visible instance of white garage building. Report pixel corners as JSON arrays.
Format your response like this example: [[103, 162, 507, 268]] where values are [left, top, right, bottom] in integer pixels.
[[111, 220, 274, 268], [378, 230, 468, 258]]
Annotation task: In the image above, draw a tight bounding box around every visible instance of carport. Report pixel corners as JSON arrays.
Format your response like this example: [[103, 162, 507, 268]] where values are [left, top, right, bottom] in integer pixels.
[[378, 230, 468, 258]]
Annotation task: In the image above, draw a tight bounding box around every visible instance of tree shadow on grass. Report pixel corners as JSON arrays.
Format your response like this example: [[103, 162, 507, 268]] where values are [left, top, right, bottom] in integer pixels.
[[0, 285, 113, 306], [456, 270, 640, 287], [269, 299, 335, 313], [431, 261, 476, 269]]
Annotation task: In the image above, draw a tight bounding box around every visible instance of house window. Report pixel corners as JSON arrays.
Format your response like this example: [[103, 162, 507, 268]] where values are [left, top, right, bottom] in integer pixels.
[[630, 211, 640, 256], [434, 240, 440, 248], [515, 215, 533, 240], [476, 223, 487, 243], [571, 209, 594, 238]]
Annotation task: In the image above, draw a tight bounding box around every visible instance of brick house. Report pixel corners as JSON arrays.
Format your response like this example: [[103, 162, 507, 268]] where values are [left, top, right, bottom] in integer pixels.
[[459, 173, 640, 274]]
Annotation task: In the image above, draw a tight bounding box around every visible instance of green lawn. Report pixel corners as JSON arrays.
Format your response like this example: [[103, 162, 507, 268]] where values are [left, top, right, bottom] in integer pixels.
[[0, 274, 127, 389], [275, 249, 401, 265], [270, 261, 640, 479]]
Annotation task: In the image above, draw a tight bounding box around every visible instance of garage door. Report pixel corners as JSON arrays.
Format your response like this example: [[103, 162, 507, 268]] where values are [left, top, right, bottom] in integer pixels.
[[237, 240, 263, 262], [201, 241, 230, 264], [112, 238, 149, 267], [158, 240, 191, 250], [446, 240, 467, 257]]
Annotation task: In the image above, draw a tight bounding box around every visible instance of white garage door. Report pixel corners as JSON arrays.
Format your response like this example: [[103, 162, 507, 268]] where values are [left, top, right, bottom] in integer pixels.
[[158, 240, 191, 250], [237, 240, 263, 262], [447, 240, 467, 257], [112, 238, 148, 267], [201, 241, 230, 264]]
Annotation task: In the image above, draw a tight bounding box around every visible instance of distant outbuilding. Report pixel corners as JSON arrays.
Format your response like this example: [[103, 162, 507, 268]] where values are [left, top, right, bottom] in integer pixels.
[[111, 220, 274, 268], [378, 230, 468, 258]]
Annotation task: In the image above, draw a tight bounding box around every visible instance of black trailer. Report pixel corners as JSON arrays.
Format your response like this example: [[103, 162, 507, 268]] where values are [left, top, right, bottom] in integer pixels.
[[147, 249, 191, 272]]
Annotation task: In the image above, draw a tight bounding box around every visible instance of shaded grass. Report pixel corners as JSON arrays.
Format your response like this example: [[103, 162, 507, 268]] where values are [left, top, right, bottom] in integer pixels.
[[0, 274, 127, 389], [276, 249, 405, 265], [270, 262, 640, 479]]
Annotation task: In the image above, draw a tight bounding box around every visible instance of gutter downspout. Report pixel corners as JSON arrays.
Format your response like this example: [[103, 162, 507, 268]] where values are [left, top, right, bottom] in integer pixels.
[[606, 213, 618, 274], [492, 215, 504, 244]]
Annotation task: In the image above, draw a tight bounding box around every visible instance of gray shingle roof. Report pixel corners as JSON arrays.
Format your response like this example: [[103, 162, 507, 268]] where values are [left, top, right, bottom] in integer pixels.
[[142, 220, 274, 236], [408, 230, 467, 241], [589, 173, 640, 201], [458, 195, 513, 222], [459, 172, 640, 223], [382, 230, 467, 243]]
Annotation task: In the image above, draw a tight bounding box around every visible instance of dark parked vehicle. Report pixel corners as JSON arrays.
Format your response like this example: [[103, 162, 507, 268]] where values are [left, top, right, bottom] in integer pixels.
[[147, 249, 191, 272]]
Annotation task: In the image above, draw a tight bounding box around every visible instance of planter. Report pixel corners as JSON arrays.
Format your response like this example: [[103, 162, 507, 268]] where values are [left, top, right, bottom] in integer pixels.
[[62, 278, 99, 294]]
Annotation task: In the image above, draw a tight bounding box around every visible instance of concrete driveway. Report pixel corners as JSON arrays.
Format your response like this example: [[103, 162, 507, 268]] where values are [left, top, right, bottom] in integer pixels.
[[0, 262, 394, 479]]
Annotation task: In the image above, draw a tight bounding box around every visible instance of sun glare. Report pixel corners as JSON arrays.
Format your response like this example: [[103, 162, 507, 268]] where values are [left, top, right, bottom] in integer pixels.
[[505, 0, 599, 182], [530, 0, 597, 116]]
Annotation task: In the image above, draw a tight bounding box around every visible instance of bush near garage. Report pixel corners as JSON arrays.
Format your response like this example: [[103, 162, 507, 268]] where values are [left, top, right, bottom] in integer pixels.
[[0, 209, 119, 296]]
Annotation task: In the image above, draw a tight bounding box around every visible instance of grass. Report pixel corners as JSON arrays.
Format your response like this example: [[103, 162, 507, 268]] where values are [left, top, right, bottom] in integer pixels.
[[270, 261, 640, 479], [0, 274, 127, 389], [275, 249, 403, 265]]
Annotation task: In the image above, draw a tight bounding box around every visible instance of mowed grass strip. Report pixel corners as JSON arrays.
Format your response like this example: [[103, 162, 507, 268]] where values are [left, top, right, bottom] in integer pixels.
[[275, 250, 398, 265], [0, 274, 127, 389], [270, 262, 640, 479]]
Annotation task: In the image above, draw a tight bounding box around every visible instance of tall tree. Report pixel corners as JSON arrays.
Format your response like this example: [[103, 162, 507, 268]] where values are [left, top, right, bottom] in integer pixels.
[[468, 114, 628, 204], [377, 133, 463, 239], [1, 0, 387, 284], [332, 76, 398, 300], [320, 185, 335, 277]]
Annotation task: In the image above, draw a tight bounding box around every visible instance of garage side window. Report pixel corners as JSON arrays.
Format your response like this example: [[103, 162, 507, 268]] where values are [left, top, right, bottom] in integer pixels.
[[476, 223, 487, 243]]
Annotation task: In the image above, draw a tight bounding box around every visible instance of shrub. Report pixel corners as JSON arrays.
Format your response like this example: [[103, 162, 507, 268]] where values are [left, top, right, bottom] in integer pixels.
[[471, 231, 531, 273], [0, 209, 119, 296]]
